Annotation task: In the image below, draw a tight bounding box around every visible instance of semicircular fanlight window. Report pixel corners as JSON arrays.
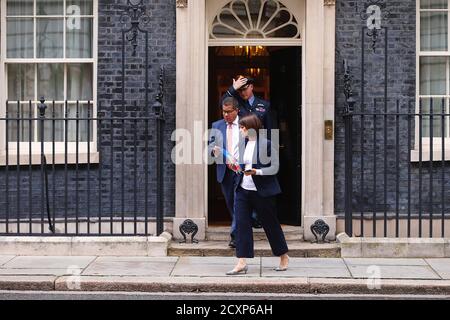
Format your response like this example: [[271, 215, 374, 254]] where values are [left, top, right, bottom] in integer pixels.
[[210, 0, 300, 39]]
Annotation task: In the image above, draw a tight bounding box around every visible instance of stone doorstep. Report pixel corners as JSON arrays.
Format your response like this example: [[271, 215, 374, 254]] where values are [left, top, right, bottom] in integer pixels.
[[1, 276, 450, 295], [168, 241, 341, 258], [206, 226, 304, 241], [337, 233, 450, 258], [0, 233, 172, 257]]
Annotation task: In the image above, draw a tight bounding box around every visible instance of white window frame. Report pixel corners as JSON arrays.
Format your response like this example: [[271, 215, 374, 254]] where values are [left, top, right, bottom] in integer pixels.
[[415, 0, 450, 161], [0, 0, 98, 165]]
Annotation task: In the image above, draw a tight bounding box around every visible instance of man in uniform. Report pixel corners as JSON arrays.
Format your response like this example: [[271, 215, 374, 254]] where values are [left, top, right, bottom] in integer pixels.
[[222, 75, 272, 135]]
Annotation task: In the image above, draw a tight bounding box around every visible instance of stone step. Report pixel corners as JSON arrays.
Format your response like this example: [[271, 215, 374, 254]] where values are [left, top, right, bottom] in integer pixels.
[[206, 226, 304, 241], [168, 240, 341, 258]]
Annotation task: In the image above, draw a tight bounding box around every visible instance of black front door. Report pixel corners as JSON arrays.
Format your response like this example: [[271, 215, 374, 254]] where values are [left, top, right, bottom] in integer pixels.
[[269, 47, 302, 225], [208, 46, 302, 226]]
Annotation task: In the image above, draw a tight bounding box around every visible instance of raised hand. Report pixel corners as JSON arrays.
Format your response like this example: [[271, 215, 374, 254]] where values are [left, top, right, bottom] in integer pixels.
[[233, 77, 248, 91]]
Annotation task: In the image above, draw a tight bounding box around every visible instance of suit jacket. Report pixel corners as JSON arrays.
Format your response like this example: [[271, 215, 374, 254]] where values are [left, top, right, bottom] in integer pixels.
[[222, 86, 272, 133], [208, 118, 246, 184], [235, 137, 282, 198]]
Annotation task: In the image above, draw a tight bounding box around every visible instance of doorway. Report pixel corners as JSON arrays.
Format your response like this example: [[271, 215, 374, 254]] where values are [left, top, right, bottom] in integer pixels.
[[208, 46, 302, 227]]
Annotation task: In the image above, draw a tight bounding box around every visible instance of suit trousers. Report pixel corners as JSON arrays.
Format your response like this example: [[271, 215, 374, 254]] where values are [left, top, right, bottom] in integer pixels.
[[220, 168, 238, 238], [234, 186, 288, 258]]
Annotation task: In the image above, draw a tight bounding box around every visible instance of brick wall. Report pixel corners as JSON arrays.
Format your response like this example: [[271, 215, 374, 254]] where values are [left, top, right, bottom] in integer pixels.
[[335, 0, 450, 221], [0, 0, 176, 231]]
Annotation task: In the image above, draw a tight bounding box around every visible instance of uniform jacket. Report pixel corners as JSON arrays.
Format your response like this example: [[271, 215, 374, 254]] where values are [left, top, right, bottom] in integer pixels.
[[222, 86, 272, 133]]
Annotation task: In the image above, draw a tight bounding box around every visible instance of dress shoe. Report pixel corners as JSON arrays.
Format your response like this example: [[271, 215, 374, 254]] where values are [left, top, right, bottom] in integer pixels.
[[226, 265, 248, 275], [228, 239, 236, 248], [274, 266, 288, 272], [252, 220, 263, 229], [275, 255, 289, 271]]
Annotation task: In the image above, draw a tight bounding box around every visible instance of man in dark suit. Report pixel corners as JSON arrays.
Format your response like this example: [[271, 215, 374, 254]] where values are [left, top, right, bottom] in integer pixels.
[[208, 97, 245, 248], [222, 75, 271, 229]]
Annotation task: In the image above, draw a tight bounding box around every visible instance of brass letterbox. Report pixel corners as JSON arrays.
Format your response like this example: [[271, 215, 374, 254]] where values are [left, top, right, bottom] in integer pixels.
[[325, 120, 333, 140]]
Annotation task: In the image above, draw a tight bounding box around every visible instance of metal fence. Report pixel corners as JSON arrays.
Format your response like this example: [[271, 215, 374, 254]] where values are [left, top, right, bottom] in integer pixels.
[[0, 98, 165, 236], [344, 97, 450, 238]]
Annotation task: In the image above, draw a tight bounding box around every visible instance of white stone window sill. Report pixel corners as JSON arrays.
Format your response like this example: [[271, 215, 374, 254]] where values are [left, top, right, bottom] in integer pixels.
[[411, 149, 450, 162], [0, 152, 100, 166]]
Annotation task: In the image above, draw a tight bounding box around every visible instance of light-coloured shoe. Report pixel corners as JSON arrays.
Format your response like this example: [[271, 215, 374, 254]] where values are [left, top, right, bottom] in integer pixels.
[[226, 265, 248, 275], [274, 266, 288, 272], [275, 255, 289, 271]]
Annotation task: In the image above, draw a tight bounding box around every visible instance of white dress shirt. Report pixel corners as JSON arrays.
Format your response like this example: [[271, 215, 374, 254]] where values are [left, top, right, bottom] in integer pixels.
[[241, 140, 263, 191], [226, 116, 240, 161]]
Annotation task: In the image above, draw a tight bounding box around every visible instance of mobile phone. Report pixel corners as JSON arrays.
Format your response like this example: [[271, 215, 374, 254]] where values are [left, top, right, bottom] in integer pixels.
[[244, 169, 253, 173]]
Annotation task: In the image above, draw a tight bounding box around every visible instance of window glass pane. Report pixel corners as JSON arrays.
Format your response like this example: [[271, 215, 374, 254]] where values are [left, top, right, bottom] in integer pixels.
[[67, 104, 93, 142], [7, 0, 34, 16], [67, 0, 93, 15], [259, 0, 278, 31], [263, 9, 293, 35], [37, 104, 64, 142], [231, 1, 251, 30], [67, 64, 93, 100], [36, 0, 64, 15], [7, 64, 35, 101], [420, 12, 448, 51], [7, 103, 35, 142], [421, 98, 447, 138], [212, 24, 244, 38], [218, 10, 245, 35], [7, 18, 34, 58], [420, 57, 446, 95], [420, 0, 448, 9], [37, 64, 64, 101], [266, 24, 299, 38], [66, 18, 93, 58], [248, 0, 263, 28], [37, 18, 64, 58]]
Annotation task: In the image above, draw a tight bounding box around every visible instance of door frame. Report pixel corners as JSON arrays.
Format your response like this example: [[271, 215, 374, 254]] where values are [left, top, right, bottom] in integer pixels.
[[173, 0, 337, 241]]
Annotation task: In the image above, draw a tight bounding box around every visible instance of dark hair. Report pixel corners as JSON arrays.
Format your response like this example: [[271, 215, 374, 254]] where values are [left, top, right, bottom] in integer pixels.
[[239, 114, 262, 132], [222, 97, 239, 109]]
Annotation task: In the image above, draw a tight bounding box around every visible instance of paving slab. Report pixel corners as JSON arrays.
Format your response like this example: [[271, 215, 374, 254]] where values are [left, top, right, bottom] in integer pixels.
[[171, 262, 261, 277], [262, 267, 352, 278], [3, 256, 96, 269], [344, 258, 428, 266], [0, 256, 15, 266], [82, 259, 177, 277], [176, 256, 260, 265], [0, 269, 70, 276], [262, 257, 346, 269], [94, 256, 179, 263], [425, 259, 450, 280], [348, 265, 441, 280]]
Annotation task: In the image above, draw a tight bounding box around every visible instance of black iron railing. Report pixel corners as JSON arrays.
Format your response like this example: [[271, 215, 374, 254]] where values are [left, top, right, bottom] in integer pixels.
[[0, 98, 165, 236], [344, 97, 450, 238]]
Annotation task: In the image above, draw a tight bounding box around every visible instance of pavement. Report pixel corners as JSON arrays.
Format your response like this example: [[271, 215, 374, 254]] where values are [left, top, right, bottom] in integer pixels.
[[1, 255, 450, 295]]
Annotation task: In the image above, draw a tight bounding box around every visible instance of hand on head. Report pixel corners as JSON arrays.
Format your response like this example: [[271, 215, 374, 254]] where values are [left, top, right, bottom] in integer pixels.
[[233, 77, 248, 91]]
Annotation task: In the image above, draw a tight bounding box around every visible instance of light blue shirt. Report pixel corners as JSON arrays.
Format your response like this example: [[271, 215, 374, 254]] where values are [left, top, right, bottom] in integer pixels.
[[247, 95, 255, 107]]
